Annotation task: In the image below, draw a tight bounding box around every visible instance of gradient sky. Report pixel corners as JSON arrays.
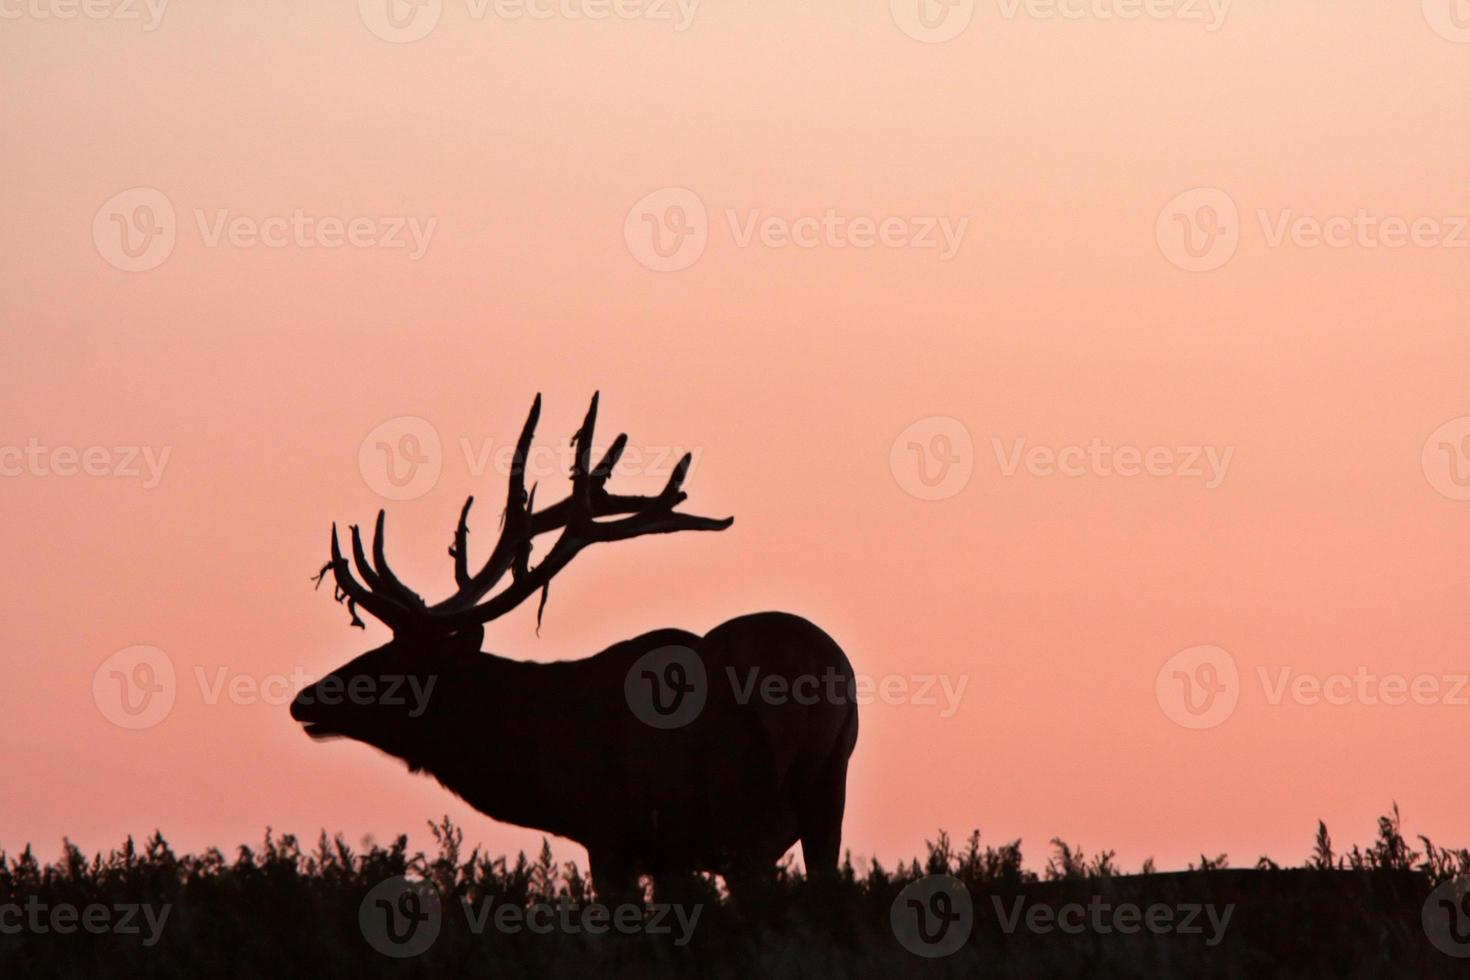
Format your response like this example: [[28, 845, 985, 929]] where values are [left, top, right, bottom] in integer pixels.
[[2, 2, 1468, 874]]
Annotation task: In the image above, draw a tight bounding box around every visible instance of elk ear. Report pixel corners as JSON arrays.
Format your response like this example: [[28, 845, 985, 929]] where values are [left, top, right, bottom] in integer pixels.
[[444, 625, 484, 657]]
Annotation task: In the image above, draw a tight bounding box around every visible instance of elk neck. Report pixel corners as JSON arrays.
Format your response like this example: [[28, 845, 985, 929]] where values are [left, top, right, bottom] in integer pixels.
[[395, 648, 596, 843]]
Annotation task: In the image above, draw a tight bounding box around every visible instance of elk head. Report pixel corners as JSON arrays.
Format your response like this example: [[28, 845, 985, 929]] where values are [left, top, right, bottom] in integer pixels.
[[289, 392, 733, 758]]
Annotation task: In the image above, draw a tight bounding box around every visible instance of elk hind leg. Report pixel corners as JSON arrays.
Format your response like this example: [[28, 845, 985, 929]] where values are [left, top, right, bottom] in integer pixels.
[[797, 752, 849, 876]]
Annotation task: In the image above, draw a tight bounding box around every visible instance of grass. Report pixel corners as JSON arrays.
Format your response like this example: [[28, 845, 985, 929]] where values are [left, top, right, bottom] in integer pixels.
[[1, 806, 1466, 978]]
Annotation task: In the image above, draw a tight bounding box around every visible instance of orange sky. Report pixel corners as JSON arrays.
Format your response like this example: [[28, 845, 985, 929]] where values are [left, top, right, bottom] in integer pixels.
[[2, 2, 1468, 873]]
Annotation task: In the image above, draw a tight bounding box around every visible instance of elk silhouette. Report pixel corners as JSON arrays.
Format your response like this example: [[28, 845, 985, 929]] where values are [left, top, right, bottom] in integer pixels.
[[290, 394, 858, 896]]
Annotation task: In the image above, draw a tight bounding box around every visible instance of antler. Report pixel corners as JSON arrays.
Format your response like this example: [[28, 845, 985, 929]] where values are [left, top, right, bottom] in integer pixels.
[[317, 393, 733, 634]]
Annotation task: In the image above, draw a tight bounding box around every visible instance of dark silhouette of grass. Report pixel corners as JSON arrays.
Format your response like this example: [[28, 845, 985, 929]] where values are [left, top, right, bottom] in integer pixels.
[[2, 807, 1466, 978]]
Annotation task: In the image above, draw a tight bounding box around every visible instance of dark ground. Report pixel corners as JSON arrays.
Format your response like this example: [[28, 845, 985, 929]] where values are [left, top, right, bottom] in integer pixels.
[[2, 811, 1467, 978]]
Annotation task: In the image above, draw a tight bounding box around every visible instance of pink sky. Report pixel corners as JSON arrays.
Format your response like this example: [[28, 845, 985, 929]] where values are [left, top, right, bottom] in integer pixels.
[[2, 2, 1468, 873]]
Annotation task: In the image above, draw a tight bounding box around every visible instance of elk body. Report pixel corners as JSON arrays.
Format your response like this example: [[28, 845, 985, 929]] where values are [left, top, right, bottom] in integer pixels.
[[290, 395, 858, 895]]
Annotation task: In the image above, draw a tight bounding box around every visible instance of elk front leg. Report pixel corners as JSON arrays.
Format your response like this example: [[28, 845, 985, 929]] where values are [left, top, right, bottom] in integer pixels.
[[589, 849, 643, 909]]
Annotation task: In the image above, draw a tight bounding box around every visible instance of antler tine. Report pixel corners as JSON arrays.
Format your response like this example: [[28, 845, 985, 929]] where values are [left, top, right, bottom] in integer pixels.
[[437, 498, 732, 631], [430, 399, 732, 631], [664, 451, 693, 500], [592, 433, 628, 483], [569, 391, 600, 517], [428, 395, 542, 615], [326, 523, 415, 630], [322, 394, 733, 635], [589, 508, 734, 542], [512, 483, 537, 582], [370, 510, 425, 609], [507, 393, 540, 518], [348, 524, 384, 593], [450, 497, 474, 588], [501, 395, 540, 574]]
